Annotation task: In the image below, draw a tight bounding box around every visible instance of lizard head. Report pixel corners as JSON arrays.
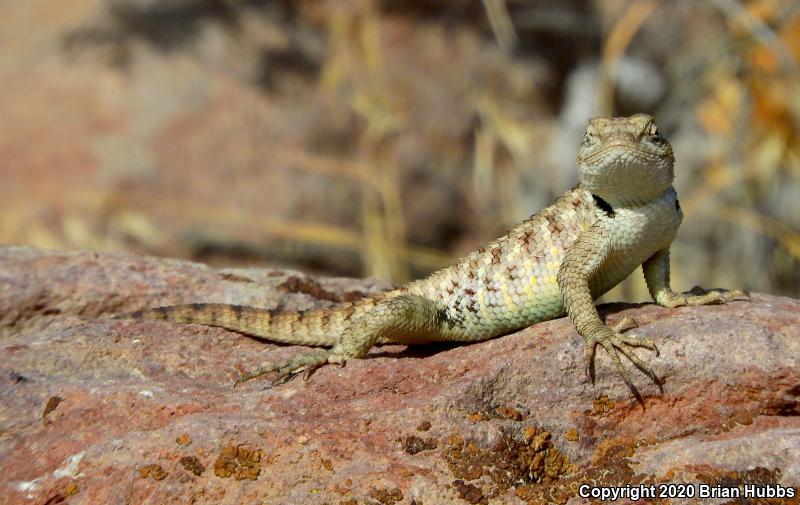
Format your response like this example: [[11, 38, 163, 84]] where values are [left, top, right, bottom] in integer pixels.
[[576, 114, 675, 206]]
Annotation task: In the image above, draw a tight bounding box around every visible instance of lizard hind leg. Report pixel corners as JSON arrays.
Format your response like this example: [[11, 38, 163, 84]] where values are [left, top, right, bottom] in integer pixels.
[[233, 293, 443, 387]]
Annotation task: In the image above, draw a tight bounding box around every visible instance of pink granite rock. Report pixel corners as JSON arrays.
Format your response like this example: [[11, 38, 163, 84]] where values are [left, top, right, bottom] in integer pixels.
[[1, 247, 798, 504]]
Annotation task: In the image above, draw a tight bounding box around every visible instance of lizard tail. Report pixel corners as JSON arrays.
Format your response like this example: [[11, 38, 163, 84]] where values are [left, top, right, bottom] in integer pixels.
[[115, 297, 388, 347]]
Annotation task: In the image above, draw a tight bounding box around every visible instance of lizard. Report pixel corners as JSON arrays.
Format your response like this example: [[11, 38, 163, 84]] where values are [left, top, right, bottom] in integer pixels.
[[118, 114, 748, 401]]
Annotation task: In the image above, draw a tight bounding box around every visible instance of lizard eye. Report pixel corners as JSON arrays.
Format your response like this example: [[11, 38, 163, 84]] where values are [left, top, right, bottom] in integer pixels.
[[581, 133, 592, 146], [648, 123, 664, 142]]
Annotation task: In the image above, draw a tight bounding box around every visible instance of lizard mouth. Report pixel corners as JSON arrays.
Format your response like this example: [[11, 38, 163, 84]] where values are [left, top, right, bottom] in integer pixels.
[[579, 144, 669, 165]]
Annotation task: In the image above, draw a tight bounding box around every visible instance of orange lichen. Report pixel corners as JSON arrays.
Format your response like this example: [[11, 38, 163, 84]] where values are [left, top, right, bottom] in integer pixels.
[[42, 396, 64, 420], [443, 424, 573, 502], [495, 405, 524, 421], [179, 456, 205, 476], [416, 420, 432, 431], [64, 481, 79, 497], [213, 445, 262, 480], [591, 394, 615, 415], [401, 434, 438, 455], [369, 487, 403, 504], [138, 464, 168, 480]]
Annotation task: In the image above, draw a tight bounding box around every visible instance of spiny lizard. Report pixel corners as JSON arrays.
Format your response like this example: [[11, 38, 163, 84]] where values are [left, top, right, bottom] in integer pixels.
[[118, 114, 748, 401]]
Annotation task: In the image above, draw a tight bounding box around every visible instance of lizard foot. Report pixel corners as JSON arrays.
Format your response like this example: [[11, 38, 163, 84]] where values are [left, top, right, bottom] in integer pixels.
[[658, 286, 750, 308], [584, 325, 662, 406], [233, 349, 346, 388]]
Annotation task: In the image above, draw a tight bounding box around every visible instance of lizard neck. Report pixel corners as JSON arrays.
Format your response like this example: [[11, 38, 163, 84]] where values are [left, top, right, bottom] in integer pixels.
[[586, 184, 675, 209]]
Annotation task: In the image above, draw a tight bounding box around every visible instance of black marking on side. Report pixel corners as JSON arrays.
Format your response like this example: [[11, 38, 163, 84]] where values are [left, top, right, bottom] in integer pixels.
[[435, 308, 453, 329], [592, 194, 615, 217], [154, 307, 170, 319], [675, 197, 681, 212], [191, 303, 204, 311], [231, 305, 244, 318]]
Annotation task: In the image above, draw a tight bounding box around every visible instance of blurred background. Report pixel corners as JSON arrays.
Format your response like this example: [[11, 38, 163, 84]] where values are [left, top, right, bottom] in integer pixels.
[[1, 0, 798, 301]]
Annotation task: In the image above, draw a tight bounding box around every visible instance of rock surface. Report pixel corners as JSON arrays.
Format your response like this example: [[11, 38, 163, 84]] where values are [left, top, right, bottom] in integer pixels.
[[1, 246, 799, 504]]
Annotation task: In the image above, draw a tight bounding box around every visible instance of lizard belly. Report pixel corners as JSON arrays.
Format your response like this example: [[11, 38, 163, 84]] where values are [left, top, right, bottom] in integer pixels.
[[454, 285, 566, 341]]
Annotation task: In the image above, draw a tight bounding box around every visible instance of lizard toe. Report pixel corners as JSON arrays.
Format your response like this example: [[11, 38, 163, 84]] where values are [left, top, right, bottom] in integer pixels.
[[234, 349, 333, 387], [599, 338, 643, 405], [721, 288, 750, 302], [585, 329, 662, 405], [583, 340, 598, 384], [611, 317, 638, 333], [679, 287, 750, 306], [615, 332, 659, 354], [233, 362, 277, 387], [612, 338, 663, 393]]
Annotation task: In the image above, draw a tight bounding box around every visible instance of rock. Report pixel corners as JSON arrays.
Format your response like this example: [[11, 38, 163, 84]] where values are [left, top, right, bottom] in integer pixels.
[[0, 246, 798, 504]]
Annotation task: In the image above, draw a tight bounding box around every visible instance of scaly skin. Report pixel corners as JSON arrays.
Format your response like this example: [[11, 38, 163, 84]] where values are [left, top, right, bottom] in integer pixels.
[[119, 114, 748, 400]]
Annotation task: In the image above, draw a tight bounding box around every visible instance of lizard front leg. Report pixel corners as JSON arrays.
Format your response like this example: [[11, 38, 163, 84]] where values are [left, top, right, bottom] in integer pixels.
[[234, 294, 442, 386], [557, 222, 661, 402], [643, 249, 749, 308]]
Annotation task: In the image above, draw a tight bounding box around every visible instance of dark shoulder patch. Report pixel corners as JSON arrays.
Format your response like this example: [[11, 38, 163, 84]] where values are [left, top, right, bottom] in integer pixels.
[[191, 303, 205, 311], [592, 194, 615, 217], [675, 197, 681, 212]]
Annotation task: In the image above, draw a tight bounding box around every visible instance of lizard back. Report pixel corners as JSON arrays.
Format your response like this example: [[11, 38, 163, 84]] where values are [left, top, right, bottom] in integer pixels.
[[400, 188, 597, 341]]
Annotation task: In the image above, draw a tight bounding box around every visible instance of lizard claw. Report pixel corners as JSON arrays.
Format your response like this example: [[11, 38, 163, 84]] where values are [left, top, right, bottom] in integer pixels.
[[584, 326, 662, 406]]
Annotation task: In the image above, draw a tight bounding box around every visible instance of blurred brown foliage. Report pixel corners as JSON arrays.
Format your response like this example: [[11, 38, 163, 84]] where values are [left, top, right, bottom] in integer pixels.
[[0, 0, 798, 298]]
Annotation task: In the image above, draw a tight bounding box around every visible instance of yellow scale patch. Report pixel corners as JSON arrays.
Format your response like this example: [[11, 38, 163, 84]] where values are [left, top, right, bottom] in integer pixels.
[[543, 244, 560, 286], [477, 288, 488, 318], [524, 259, 537, 297], [495, 270, 516, 312]]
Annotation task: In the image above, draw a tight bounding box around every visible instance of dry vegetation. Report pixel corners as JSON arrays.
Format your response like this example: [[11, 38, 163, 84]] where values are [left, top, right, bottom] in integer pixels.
[[0, 0, 798, 298]]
